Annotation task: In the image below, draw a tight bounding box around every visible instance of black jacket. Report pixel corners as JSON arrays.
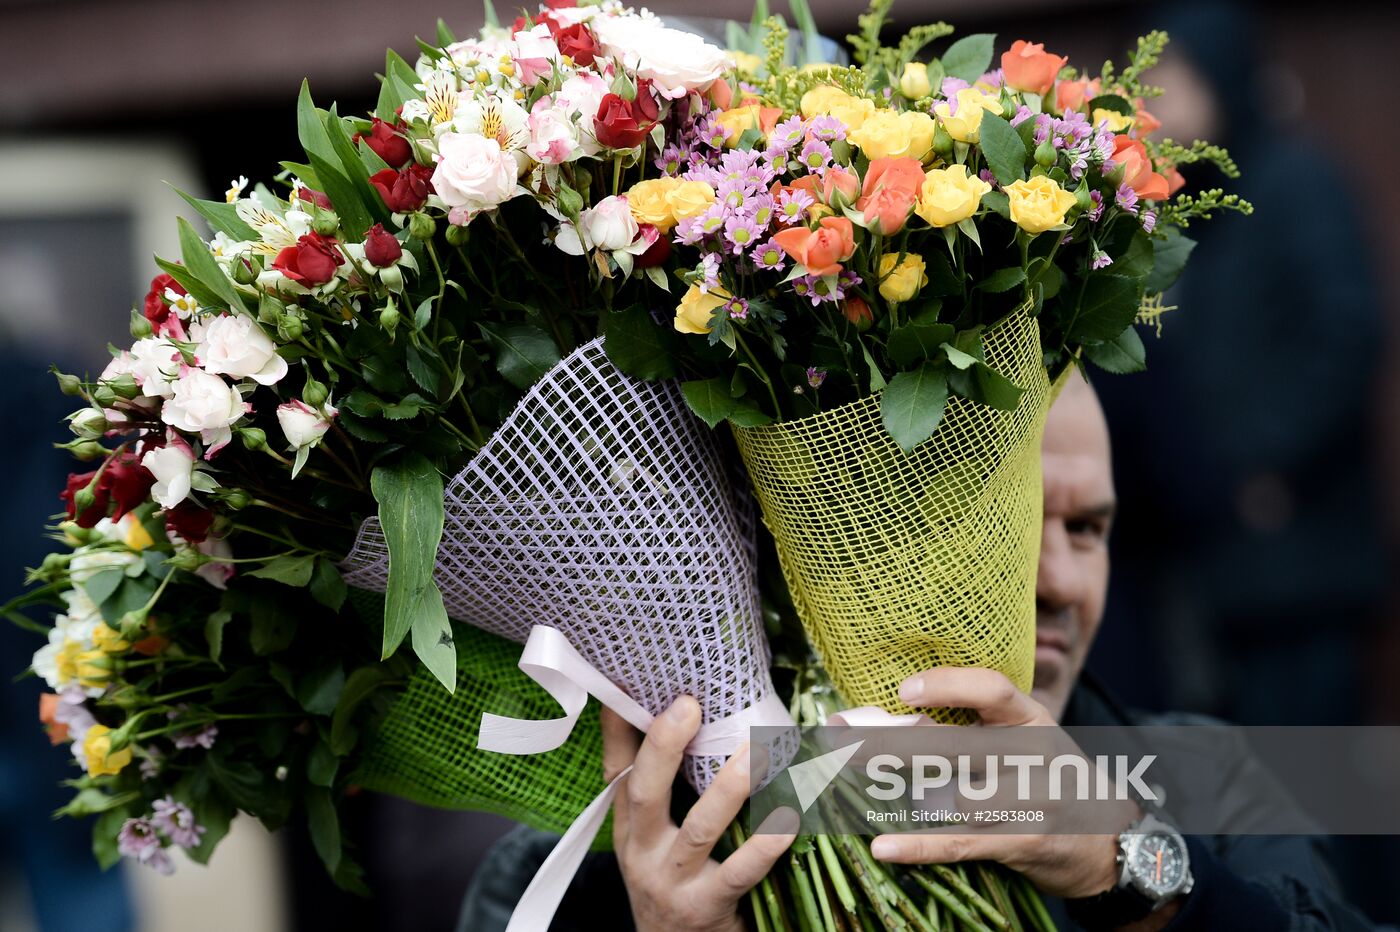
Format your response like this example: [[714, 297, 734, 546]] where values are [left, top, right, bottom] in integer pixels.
[[457, 674, 1386, 931]]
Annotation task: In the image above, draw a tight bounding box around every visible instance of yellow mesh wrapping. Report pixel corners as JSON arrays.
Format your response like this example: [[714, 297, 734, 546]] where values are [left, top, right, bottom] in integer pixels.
[[733, 314, 1053, 721]]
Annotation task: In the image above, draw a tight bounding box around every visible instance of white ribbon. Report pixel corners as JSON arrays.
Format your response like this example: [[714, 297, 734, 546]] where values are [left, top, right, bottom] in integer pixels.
[[479, 624, 794, 932]]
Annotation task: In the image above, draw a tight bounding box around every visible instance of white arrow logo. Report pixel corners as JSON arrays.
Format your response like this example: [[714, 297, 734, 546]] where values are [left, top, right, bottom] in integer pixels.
[[788, 740, 865, 813]]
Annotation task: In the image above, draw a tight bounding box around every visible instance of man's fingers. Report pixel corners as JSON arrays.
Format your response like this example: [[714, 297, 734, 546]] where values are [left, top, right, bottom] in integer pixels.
[[898, 668, 1053, 726], [716, 807, 799, 896], [670, 742, 766, 871], [870, 832, 1011, 865], [627, 695, 701, 847]]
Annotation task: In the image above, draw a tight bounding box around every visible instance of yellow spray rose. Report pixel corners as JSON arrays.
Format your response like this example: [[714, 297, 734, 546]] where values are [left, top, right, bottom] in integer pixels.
[[899, 62, 932, 99], [916, 164, 992, 228], [849, 110, 937, 161], [1091, 108, 1134, 133], [76, 649, 113, 690], [674, 284, 729, 334], [932, 87, 1003, 143], [799, 85, 875, 131], [628, 178, 680, 229], [83, 724, 132, 778], [1005, 175, 1078, 234], [714, 104, 763, 148], [92, 622, 131, 655], [878, 253, 928, 304], [729, 50, 763, 75], [666, 180, 717, 222]]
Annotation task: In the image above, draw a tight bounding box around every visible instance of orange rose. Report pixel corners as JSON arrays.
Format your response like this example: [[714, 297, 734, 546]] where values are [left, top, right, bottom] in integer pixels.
[[1055, 77, 1100, 113], [1133, 105, 1162, 137], [844, 295, 874, 330], [708, 77, 734, 110], [1163, 165, 1186, 196], [772, 216, 857, 276], [39, 693, 69, 746], [856, 157, 924, 235], [1111, 135, 1170, 200], [737, 95, 783, 138], [1002, 40, 1069, 97]]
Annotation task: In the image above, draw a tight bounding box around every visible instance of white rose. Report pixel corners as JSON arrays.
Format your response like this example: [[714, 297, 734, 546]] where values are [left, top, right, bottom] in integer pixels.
[[127, 337, 183, 399], [69, 408, 108, 440], [511, 24, 560, 86], [141, 437, 196, 508], [591, 15, 728, 99], [527, 107, 581, 165], [432, 132, 521, 214], [195, 536, 235, 590], [579, 195, 640, 252], [277, 399, 337, 450], [161, 370, 246, 455], [193, 314, 287, 386]]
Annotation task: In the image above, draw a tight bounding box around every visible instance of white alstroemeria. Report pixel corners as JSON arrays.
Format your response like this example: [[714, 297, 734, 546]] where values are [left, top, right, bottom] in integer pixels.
[[421, 70, 460, 129], [448, 96, 531, 171], [235, 198, 311, 257], [192, 314, 287, 386], [165, 288, 199, 321], [127, 337, 184, 399], [141, 435, 196, 509], [209, 231, 251, 265], [225, 176, 248, 203], [160, 370, 248, 457]]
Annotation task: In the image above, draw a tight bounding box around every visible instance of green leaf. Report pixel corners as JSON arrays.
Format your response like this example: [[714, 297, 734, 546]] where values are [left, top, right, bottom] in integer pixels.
[[178, 792, 233, 866], [325, 107, 391, 228], [306, 786, 342, 874], [297, 83, 374, 238], [1087, 94, 1133, 116], [887, 322, 955, 367], [205, 609, 232, 665], [1083, 326, 1147, 374], [920, 249, 961, 297], [604, 304, 679, 380], [729, 397, 775, 428], [207, 753, 270, 813], [940, 341, 978, 370], [861, 342, 887, 392], [250, 591, 297, 655], [436, 18, 457, 45], [330, 666, 399, 755], [177, 217, 248, 313], [404, 343, 445, 397], [880, 363, 950, 451], [176, 190, 260, 241], [93, 808, 131, 870], [307, 738, 340, 788], [309, 559, 348, 612], [1068, 274, 1144, 343], [978, 113, 1028, 187], [1116, 229, 1155, 282], [948, 361, 1026, 411], [371, 453, 446, 661], [941, 33, 996, 83], [410, 592, 457, 692], [247, 553, 316, 587], [680, 378, 738, 428], [478, 322, 561, 390], [81, 567, 125, 607], [296, 659, 346, 715], [981, 190, 1010, 220], [1145, 227, 1196, 294], [974, 266, 1026, 293]]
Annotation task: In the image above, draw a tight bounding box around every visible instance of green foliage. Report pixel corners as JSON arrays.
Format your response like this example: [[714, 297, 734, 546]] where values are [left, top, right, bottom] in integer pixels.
[[881, 363, 950, 451]]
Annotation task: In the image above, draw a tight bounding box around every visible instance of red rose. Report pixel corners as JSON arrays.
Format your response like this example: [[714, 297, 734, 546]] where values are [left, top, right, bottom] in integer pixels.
[[594, 91, 656, 150], [296, 187, 334, 211], [363, 223, 403, 268], [272, 232, 343, 286], [511, 14, 530, 33], [543, 0, 576, 7], [105, 453, 155, 521], [166, 501, 215, 544], [354, 117, 412, 168], [61, 470, 107, 528], [143, 273, 186, 336], [553, 23, 597, 66], [634, 226, 670, 269], [370, 164, 434, 213]]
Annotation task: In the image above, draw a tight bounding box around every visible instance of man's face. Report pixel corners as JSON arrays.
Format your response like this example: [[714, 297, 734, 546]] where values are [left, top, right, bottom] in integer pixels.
[[1031, 376, 1115, 720]]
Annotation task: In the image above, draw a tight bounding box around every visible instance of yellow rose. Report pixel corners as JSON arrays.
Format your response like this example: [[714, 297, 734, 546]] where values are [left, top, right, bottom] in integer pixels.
[[54, 637, 83, 687], [932, 87, 1002, 143], [83, 724, 132, 778], [916, 164, 992, 228], [717, 105, 767, 148], [76, 649, 112, 690], [902, 111, 936, 161], [729, 50, 763, 75], [666, 181, 717, 223], [848, 110, 936, 161], [1005, 175, 1078, 234], [674, 284, 729, 335], [627, 178, 681, 229], [899, 62, 932, 100], [1091, 108, 1134, 133], [800, 85, 875, 131], [878, 253, 928, 304], [123, 517, 154, 551], [92, 622, 130, 655]]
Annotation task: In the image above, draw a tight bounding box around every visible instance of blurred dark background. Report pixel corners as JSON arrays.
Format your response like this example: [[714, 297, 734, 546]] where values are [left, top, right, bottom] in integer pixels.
[[3, 0, 1398, 929]]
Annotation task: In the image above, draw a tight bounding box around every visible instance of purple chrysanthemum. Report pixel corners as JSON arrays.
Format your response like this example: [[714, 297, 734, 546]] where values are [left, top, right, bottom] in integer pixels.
[[1141, 208, 1158, 233], [723, 215, 762, 255], [152, 796, 206, 850], [751, 238, 787, 271], [725, 296, 750, 320], [777, 188, 815, 224], [1115, 184, 1139, 214], [806, 367, 827, 389], [768, 116, 806, 153], [118, 817, 162, 860], [807, 115, 846, 143], [1087, 189, 1105, 223], [798, 139, 832, 175]]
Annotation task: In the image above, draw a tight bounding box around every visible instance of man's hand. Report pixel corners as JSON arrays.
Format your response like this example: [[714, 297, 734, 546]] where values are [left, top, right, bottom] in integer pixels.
[[603, 697, 798, 932], [868, 667, 1139, 900]]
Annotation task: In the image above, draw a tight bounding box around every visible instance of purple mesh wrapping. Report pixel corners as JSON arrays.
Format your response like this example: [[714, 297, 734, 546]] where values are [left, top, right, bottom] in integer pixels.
[[340, 337, 777, 788]]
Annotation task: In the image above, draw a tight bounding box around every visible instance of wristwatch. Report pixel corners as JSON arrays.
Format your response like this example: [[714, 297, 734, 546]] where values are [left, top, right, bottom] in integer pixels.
[[1066, 813, 1194, 928]]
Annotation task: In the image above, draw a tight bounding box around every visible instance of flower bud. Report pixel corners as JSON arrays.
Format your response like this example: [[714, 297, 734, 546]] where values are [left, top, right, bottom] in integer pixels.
[[445, 223, 470, 247], [165, 549, 209, 573], [218, 488, 252, 510], [1034, 139, 1057, 168], [610, 69, 637, 100], [108, 374, 141, 399], [843, 296, 874, 331], [557, 183, 584, 223], [279, 313, 304, 342], [1074, 180, 1092, 212], [92, 385, 117, 408], [67, 440, 107, 462], [239, 427, 268, 451], [117, 609, 149, 638], [108, 686, 152, 711], [53, 369, 84, 396], [258, 293, 286, 324], [313, 209, 341, 237], [129, 307, 154, 339], [408, 211, 436, 241], [379, 302, 400, 331], [39, 552, 70, 578], [69, 409, 108, 440], [932, 123, 953, 159], [232, 257, 259, 285], [302, 377, 329, 408], [899, 62, 932, 100], [379, 264, 404, 292]]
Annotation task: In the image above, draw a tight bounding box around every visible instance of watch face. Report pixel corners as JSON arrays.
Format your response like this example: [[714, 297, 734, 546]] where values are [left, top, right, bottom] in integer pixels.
[[1129, 832, 1187, 897]]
